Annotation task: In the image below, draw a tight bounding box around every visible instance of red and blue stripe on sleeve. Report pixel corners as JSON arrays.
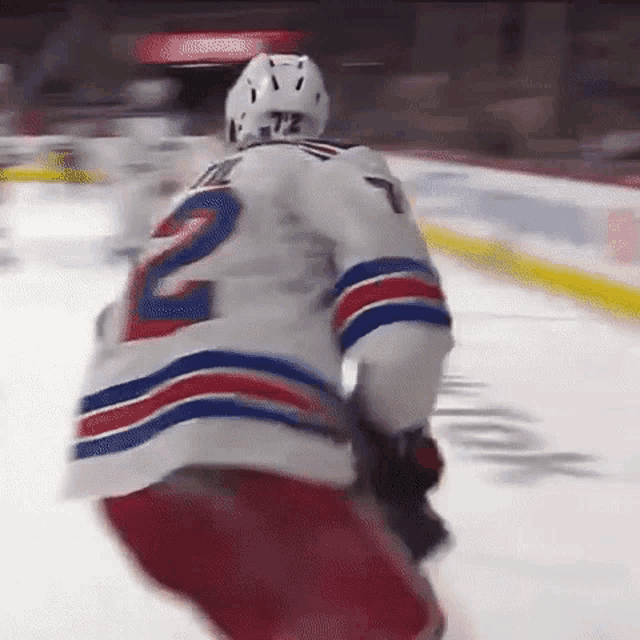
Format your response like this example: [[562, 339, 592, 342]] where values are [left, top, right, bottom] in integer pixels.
[[332, 257, 452, 352]]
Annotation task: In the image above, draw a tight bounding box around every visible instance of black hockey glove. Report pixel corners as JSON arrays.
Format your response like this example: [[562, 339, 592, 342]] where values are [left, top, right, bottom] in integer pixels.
[[351, 420, 451, 563]]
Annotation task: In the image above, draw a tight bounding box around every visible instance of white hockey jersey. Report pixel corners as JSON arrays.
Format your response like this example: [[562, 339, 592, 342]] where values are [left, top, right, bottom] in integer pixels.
[[64, 140, 454, 499]]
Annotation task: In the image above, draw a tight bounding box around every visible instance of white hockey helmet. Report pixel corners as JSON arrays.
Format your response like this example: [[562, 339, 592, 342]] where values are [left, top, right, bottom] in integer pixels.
[[225, 53, 329, 147]]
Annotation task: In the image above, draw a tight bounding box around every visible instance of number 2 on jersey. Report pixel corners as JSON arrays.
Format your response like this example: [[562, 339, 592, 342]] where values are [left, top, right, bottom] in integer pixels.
[[124, 187, 242, 342]]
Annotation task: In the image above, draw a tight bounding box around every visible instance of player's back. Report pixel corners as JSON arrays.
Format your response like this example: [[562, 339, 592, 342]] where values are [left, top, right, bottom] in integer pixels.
[[176, 141, 341, 378], [171, 137, 428, 376], [65, 140, 358, 499], [66, 136, 451, 500]]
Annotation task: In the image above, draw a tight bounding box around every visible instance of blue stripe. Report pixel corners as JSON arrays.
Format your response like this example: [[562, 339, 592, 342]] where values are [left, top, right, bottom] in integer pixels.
[[81, 350, 334, 414], [339, 302, 452, 352], [74, 398, 336, 460], [333, 258, 438, 298]]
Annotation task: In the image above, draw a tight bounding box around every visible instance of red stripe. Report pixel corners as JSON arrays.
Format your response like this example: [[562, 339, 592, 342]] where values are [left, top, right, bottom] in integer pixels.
[[77, 373, 327, 438], [301, 141, 338, 155], [333, 276, 444, 331]]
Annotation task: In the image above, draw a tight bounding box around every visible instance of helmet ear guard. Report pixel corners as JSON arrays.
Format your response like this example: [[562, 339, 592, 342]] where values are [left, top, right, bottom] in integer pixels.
[[225, 54, 329, 147]]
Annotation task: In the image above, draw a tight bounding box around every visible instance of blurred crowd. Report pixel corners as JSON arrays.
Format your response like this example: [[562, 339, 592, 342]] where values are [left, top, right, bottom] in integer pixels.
[[2, 2, 640, 172]]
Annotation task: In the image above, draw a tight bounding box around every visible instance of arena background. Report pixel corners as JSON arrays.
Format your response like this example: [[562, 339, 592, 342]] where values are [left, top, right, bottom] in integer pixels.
[[3, 0, 640, 159]]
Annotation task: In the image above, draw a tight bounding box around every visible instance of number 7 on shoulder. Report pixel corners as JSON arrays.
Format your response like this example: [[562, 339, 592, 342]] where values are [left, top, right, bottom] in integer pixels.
[[124, 187, 242, 342]]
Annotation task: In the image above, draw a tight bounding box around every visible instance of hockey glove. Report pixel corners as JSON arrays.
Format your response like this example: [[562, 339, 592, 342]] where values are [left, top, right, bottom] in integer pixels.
[[351, 421, 451, 562]]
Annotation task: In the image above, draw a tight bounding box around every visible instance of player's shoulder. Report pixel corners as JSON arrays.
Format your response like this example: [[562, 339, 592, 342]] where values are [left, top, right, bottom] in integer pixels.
[[187, 142, 311, 199], [302, 139, 393, 181], [239, 138, 385, 169], [191, 139, 347, 185], [189, 139, 392, 193], [197, 141, 307, 182]]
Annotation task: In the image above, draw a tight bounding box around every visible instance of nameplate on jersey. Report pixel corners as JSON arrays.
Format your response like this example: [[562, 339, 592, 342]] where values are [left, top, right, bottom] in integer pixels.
[[192, 156, 242, 190]]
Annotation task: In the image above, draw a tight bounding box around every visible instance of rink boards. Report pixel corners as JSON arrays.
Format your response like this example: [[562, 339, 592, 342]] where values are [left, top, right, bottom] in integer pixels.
[[418, 221, 640, 322], [386, 154, 640, 322]]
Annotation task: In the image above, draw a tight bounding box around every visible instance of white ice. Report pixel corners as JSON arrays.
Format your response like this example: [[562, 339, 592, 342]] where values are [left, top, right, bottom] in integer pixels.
[[426, 254, 640, 640], [1, 177, 639, 639]]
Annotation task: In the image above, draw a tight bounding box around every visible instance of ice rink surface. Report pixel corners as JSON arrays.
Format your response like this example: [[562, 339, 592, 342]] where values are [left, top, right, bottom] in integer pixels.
[[1, 182, 639, 639]]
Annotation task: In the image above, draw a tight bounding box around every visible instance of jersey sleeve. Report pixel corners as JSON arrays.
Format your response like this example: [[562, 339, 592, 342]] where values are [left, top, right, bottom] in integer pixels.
[[304, 146, 454, 433]]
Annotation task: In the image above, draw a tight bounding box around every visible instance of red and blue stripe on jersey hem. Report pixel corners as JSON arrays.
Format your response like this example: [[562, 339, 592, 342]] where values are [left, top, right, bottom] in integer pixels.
[[332, 257, 451, 352], [73, 350, 345, 460]]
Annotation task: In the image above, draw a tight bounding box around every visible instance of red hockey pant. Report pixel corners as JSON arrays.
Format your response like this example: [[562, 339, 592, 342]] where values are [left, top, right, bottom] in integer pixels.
[[101, 469, 442, 640]]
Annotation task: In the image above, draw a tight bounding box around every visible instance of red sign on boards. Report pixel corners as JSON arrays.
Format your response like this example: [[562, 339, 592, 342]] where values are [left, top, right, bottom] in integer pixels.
[[134, 30, 308, 65]]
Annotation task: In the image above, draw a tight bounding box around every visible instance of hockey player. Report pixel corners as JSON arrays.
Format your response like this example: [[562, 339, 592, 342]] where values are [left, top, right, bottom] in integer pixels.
[[110, 77, 193, 260], [64, 54, 454, 640]]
